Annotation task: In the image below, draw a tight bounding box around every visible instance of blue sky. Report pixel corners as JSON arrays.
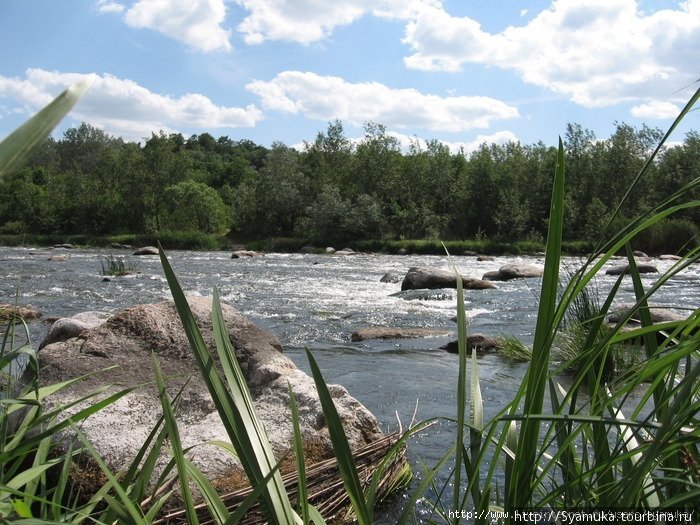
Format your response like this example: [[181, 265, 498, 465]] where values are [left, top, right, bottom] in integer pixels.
[[0, 0, 698, 152]]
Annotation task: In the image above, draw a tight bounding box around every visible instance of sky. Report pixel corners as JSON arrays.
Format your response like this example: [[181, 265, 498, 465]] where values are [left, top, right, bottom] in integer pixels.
[[0, 0, 698, 153]]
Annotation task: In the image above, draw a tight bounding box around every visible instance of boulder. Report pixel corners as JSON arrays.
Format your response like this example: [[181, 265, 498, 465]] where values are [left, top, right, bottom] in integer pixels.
[[31, 296, 385, 496], [605, 263, 658, 276], [391, 289, 453, 301], [231, 250, 264, 258], [351, 326, 451, 342], [397, 248, 407, 255], [633, 250, 648, 258], [110, 243, 132, 249], [133, 246, 160, 256], [52, 243, 75, 249], [440, 334, 501, 353], [47, 256, 68, 262], [659, 254, 682, 261], [476, 255, 494, 262], [380, 270, 404, 283], [325, 247, 336, 254], [482, 264, 543, 281], [401, 267, 495, 291], [335, 248, 357, 255], [300, 244, 316, 253], [607, 304, 687, 324], [39, 311, 112, 349], [0, 303, 41, 321]]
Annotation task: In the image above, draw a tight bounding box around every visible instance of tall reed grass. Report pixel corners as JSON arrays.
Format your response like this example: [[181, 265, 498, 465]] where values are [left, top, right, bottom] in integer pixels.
[[1, 81, 698, 524]]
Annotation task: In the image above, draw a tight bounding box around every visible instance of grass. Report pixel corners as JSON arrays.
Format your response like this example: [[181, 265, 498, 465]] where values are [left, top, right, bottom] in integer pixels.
[[496, 335, 531, 362], [100, 255, 137, 277], [1, 79, 699, 524]]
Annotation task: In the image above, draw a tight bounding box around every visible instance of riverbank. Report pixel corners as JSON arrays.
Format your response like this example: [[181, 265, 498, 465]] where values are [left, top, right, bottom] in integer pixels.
[[0, 233, 596, 256]]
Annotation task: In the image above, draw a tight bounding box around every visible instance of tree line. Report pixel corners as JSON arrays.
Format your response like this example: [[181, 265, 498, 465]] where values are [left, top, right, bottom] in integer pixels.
[[0, 120, 697, 252]]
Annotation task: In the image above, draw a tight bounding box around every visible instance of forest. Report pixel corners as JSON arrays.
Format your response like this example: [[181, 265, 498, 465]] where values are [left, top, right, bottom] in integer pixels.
[[0, 120, 697, 253]]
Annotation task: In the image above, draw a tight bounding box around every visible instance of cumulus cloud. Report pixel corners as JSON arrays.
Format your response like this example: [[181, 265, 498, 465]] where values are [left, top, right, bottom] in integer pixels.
[[119, 0, 231, 52], [233, 0, 698, 110], [235, 0, 433, 44], [246, 71, 518, 132], [630, 100, 682, 119], [0, 69, 263, 140], [401, 0, 700, 107]]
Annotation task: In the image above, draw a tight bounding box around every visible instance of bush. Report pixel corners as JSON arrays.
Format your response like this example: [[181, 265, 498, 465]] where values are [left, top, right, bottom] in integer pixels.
[[633, 217, 698, 254]]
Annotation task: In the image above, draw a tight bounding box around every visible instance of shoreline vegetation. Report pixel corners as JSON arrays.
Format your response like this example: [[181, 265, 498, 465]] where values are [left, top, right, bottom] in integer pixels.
[[1, 84, 699, 523], [0, 232, 599, 255], [1, 119, 698, 258]]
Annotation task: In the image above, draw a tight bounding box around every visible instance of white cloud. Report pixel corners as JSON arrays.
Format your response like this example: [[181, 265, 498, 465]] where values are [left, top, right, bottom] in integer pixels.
[[246, 71, 518, 132], [401, 0, 700, 107], [122, 0, 232, 52], [97, 0, 125, 14], [0, 69, 263, 141], [235, 0, 437, 44], [630, 100, 682, 119], [441, 130, 520, 155]]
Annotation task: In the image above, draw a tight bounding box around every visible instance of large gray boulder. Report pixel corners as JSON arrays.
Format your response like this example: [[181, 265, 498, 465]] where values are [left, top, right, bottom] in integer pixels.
[[401, 267, 495, 291], [39, 311, 112, 349], [33, 296, 384, 494], [482, 264, 543, 281], [607, 303, 687, 324]]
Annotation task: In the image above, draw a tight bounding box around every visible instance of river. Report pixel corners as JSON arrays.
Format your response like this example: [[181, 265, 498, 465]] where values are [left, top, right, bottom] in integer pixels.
[[1, 246, 698, 522]]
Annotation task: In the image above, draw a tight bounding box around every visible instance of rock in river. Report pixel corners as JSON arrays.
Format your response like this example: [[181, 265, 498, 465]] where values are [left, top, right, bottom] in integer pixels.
[[351, 326, 452, 342], [401, 267, 495, 291], [605, 263, 658, 276], [0, 303, 41, 321], [32, 296, 387, 498], [231, 250, 264, 258], [482, 264, 543, 281], [380, 270, 404, 283], [440, 333, 502, 353], [133, 246, 160, 255]]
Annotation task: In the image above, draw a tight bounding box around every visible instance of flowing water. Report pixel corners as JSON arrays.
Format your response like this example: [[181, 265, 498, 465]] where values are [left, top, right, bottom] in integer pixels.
[[2, 246, 698, 521]]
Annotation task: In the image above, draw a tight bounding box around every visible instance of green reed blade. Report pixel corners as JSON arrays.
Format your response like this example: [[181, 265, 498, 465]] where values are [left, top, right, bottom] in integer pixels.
[[305, 348, 372, 525], [152, 354, 200, 525], [0, 81, 89, 180]]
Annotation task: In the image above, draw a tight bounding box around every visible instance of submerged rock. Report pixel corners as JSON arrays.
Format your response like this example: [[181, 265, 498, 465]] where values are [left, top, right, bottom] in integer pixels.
[[133, 246, 159, 256], [351, 326, 451, 342], [607, 303, 687, 324], [440, 333, 501, 353], [32, 296, 385, 498], [482, 264, 543, 281], [231, 250, 264, 258], [391, 289, 454, 301], [605, 263, 658, 275], [380, 270, 404, 283], [401, 267, 495, 291], [0, 303, 41, 321]]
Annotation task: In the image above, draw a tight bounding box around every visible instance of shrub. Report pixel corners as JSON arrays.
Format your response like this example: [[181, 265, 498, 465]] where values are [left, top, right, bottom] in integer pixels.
[[633, 217, 698, 254]]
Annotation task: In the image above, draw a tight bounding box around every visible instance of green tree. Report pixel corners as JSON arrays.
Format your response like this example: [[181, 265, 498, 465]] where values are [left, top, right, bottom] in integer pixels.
[[162, 180, 230, 233]]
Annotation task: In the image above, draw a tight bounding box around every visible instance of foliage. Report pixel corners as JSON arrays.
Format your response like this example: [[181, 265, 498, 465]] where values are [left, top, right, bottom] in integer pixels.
[[632, 217, 698, 254], [100, 255, 136, 277], [3, 114, 699, 247], [496, 335, 531, 362], [161, 179, 230, 234]]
